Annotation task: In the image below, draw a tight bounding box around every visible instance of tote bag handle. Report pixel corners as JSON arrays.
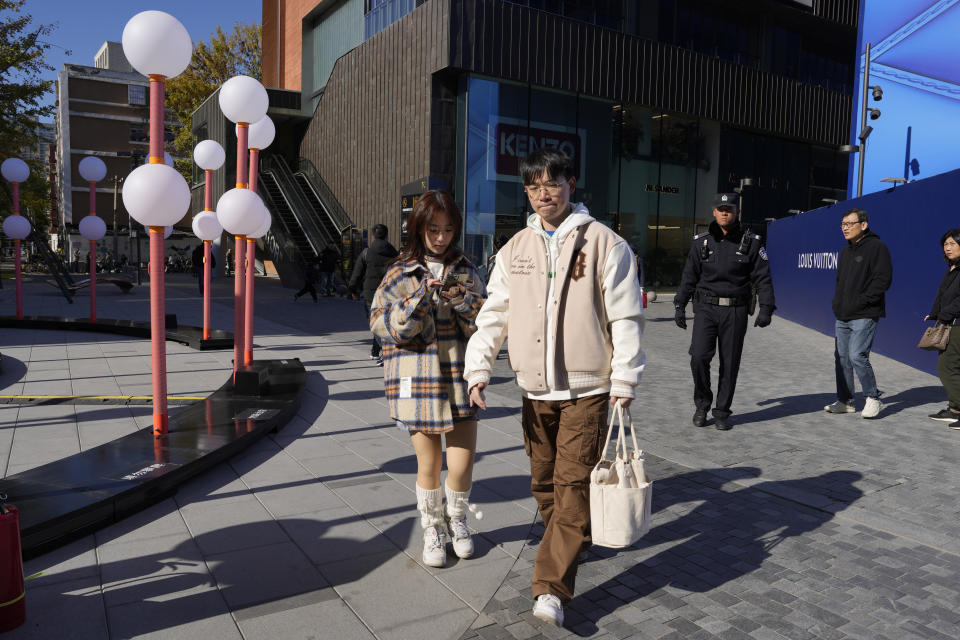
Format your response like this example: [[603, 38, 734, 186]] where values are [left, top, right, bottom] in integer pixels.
[[600, 400, 640, 461]]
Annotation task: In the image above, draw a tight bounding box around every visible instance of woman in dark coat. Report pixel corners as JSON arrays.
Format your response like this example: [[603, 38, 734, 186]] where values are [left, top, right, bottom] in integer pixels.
[[927, 228, 960, 428]]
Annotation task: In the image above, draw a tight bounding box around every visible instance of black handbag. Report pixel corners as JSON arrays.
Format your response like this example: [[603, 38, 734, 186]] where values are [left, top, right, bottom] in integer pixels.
[[918, 323, 951, 351]]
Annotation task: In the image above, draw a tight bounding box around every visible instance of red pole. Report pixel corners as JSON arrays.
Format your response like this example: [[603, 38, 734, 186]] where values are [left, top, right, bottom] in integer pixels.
[[88, 181, 97, 323], [233, 234, 245, 375], [244, 237, 256, 364], [149, 226, 168, 436], [13, 239, 22, 320], [248, 149, 259, 192], [204, 169, 213, 211], [236, 124, 249, 188], [147, 73, 168, 437], [203, 240, 212, 340]]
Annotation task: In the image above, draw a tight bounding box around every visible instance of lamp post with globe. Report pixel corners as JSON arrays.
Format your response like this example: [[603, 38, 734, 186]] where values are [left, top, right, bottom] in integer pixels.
[[243, 204, 271, 364], [193, 140, 226, 340], [120, 10, 193, 437], [78, 156, 107, 322], [242, 116, 274, 364], [1, 158, 30, 320], [218, 76, 268, 374]]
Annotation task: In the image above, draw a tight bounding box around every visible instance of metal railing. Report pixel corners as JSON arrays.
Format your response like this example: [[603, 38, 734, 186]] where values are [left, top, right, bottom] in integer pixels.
[[296, 157, 353, 234], [262, 155, 336, 254]]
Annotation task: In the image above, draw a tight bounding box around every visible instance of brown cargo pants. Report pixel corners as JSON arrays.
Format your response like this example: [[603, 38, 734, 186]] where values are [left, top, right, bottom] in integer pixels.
[[521, 394, 609, 603]]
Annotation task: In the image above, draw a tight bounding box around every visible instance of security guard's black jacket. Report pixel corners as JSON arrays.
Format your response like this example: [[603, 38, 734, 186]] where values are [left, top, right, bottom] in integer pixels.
[[674, 221, 776, 310]]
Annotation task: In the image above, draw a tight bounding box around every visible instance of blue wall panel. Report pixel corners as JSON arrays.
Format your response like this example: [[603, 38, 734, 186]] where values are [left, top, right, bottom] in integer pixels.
[[768, 168, 960, 376]]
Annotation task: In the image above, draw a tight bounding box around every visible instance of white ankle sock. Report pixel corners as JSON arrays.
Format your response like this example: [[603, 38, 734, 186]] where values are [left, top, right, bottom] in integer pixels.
[[416, 484, 444, 529], [444, 483, 483, 520]]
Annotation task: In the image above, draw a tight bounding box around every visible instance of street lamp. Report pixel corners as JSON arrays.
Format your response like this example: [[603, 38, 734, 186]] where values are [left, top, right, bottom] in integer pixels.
[[241, 115, 274, 365], [733, 177, 753, 220], [110, 175, 123, 258], [79, 156, 107, 322], [852, 43, 883, 198], [193, 139, 226, 341], [120, 10, 193, 438], [1, 157, 31, 320], [881, 177, 907, 189], [218, 75, 269, 376]]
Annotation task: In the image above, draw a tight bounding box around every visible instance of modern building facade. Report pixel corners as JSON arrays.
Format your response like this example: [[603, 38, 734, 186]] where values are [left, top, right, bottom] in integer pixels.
[[261, 0, 858, 287], [55, 42, 180, 257]]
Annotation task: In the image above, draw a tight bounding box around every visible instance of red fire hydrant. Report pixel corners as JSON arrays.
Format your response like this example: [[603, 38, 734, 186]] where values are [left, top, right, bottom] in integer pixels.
[[0, 499, 26, 632]]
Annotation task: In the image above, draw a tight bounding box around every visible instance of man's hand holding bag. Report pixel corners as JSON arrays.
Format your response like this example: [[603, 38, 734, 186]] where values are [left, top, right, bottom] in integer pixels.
[[589, 401, 653, 548]]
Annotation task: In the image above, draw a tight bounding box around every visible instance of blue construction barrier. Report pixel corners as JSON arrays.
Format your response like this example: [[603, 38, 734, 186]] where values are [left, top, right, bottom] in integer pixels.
[[767, 168, 960, 376]]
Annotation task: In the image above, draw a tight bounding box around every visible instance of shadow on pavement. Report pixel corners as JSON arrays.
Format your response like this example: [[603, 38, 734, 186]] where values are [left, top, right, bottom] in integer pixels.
[[567, 468, 864, 636], [733, 385, 943, 425]]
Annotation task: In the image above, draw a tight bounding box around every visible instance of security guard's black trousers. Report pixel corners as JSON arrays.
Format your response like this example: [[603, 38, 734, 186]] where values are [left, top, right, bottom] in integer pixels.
[[690, 302, 748, 418]]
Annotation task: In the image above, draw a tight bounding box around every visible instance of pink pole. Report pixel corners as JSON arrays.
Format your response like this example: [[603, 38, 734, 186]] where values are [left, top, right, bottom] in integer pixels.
[[236, 124, 249, 188], [147, 73, 168, 437], [89, 240, 97, 323], [204, 170, 213, 211], [203, 240, 212, 340], [12, 182, 23, 319], [248, 149, 259, 192], [88, 181, 97, 323], [233, 234, 246, 375], [149, 226, 168, 436], [14, 239, 23, 320], [244, 237, 256, 364], [149, 76, 165, 163]]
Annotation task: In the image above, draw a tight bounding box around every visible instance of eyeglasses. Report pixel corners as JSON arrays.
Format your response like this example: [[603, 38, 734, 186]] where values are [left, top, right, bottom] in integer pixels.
[[524, 180, 566, 195], [840, 221, 862, 229]]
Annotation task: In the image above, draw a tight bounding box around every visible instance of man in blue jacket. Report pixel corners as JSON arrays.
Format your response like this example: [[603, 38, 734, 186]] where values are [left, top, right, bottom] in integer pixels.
[[824, 208, 893, 419]]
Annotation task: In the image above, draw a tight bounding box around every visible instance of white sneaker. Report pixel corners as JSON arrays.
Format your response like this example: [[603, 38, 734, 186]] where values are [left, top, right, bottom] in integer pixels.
[[447, 516, 474, 558], [532, 594, 563, 627], [422, 526, 446, 567], [861, 397, 883, 419], [824, 401, 855, 414]]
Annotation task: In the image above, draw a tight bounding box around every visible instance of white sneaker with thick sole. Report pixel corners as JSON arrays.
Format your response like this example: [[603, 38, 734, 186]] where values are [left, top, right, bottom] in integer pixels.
[[861, 397, 883, 419], [447, 516, 474, 558], [824, 401, 855, 414], [422, 526, 446, 567], [532, 594, 563, 627]]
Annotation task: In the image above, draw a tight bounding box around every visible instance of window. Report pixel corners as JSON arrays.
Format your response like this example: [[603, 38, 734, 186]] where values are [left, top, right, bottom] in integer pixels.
[[129, 126, 147, 142], [129, 84, 147, 105]]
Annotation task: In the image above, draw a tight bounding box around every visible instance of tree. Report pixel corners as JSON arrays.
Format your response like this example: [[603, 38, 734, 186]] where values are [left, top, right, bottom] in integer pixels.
[[0, 0, 55, 226], [166, 22, 262, 161]]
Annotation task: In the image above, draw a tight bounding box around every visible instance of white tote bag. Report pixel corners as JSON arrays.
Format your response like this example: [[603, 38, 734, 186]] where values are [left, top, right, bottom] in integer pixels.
[[589, 402, 652, 548]]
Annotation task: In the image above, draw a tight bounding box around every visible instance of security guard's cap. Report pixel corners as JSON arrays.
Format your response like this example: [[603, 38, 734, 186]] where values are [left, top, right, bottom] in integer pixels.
[[714, 193, 739, 208]]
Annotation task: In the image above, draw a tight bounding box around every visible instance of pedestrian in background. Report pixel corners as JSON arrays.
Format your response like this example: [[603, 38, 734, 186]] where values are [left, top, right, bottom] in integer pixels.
[[824, 208, 892, 419], [926, 228, 960, 429], [370, 190, 486, 570], [464, 149, 645, 627], [674, 193, 775, 431], [349, 223, 398, 365], [319, 243, 340, 296], [293, 258, 320, 302]]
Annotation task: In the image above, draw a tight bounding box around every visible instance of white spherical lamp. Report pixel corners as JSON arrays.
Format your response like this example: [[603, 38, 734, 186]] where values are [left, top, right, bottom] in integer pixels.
[[242, 116, 275, 150], [78, 156, 107, 182], [216, 188, 264, 236], [121, 11, 193, 78], [122, 163, 191, 227], [2, 214, 31, 239], [79, 215, 107, 240], [194, 140, 225, 170], [247, 206, 272, 239], [1, 158, 29, 183], [218, 76, 269, 124], [192, 211, 222, 241]]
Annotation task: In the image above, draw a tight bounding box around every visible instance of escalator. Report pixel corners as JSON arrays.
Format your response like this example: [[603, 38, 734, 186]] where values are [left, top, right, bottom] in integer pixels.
[[29, 230, 75, 303], [259, 171, 317, 262]]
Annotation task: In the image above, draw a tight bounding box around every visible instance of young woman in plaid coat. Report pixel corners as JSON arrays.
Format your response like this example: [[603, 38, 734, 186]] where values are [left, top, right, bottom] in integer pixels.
[[370, 190, 487, 568]]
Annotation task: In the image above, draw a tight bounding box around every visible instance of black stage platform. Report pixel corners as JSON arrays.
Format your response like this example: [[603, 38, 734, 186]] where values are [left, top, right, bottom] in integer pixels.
[[1, 358, 306, 558], [1, 316, 233, 350]]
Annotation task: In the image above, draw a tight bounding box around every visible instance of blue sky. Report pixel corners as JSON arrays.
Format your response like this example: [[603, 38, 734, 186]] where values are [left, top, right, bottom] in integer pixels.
[[23, 0, 262, 110]]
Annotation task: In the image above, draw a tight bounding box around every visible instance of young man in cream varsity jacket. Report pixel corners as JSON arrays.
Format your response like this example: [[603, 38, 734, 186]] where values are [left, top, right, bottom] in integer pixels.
[[464, 149, 646, 627]]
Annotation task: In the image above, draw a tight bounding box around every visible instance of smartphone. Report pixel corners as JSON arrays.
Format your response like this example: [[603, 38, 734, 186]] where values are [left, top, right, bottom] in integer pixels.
[[442, 272, 468, 290]]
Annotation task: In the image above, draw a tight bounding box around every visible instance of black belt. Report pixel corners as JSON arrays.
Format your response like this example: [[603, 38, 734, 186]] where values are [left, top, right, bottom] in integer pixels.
[[696, 292, 750, 307]]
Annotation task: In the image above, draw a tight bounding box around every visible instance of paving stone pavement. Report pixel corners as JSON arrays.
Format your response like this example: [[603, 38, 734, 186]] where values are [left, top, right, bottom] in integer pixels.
[[0, 274, 958, 639]]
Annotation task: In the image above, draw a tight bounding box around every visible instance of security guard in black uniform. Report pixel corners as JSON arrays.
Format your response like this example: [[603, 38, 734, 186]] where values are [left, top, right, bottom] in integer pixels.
[[674, 193, 775, 431]]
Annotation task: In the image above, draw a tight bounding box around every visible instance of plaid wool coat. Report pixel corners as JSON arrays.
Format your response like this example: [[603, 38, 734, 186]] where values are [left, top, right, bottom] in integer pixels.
[[370, 254, 486, 433]]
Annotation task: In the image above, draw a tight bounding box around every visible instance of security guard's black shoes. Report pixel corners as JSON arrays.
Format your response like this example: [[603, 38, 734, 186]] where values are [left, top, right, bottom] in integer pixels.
[[692, 409, 707, 427], [715, 416, 731, 431]]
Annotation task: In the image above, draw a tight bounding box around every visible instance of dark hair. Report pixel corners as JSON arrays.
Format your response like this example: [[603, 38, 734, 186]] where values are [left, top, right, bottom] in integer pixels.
[[397, 189, 462, 265], [941, 228, 960, 262], [372, 223, 388, 240], [843, 208, 868, 223], [519, 148, 575, 185]]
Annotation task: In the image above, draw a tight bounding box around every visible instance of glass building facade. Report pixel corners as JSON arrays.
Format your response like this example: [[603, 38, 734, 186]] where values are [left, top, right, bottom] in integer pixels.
[[458, 74, 848, 288]]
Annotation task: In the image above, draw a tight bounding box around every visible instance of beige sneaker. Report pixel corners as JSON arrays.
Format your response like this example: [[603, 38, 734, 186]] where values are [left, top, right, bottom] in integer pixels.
[[532, 594, 563, 626], [824, 401, 855, 414], [861, 397, 883, 419], [422, 526, 446, 567]]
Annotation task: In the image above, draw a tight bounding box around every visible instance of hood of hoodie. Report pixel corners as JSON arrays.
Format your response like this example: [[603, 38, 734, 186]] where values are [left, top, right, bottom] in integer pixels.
[[526, 203, 595, 241], [368, 238, 398, 258], [847, 228, 880, 247]]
